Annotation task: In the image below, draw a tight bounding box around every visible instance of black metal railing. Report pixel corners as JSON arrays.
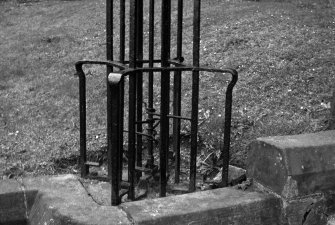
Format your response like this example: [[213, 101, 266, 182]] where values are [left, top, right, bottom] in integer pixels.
[[75, 0, 238, 206]]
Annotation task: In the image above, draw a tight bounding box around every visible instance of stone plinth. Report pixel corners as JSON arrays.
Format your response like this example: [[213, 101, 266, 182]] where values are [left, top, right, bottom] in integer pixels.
[[247, 130, 335, 225], [248, 130, 335, 199]]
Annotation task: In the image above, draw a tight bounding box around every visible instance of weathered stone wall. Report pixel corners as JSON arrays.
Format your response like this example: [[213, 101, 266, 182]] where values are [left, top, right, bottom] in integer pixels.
[[248, 130, 335, 225]]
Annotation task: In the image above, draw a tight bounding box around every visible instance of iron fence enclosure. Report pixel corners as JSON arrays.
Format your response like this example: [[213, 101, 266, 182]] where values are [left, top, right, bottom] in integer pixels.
[[75, 0, 238, 206]]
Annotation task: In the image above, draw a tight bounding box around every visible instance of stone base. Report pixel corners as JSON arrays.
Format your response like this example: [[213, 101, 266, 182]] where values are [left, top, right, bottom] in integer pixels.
[[248, 130, 335, 225], [0, 174, 282, 225]]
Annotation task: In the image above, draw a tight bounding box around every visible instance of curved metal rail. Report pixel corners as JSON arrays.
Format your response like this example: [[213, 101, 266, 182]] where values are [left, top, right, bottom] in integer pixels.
[[75, 60, 237, 205]]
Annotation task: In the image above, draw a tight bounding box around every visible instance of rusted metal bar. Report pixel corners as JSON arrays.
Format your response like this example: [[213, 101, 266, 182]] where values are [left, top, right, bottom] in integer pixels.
[[118, 0, 125, 187], [119, 66, 237, 76], [128, 0, 137, 201], [75, 61, 237, 77], [120, 0, 125, 63], [136, 0, 144, 180], [75, 60, 127, 70], [78, 66, 88, 177], [159, 0, 171, 198], [147, 0, 155, 168], [221, 70, 238, 186], [108, 73, 122, 206], [106, 0, 113, 64], [189, 0, 201, 192], [173, 0, 183, 184], [106, 0, 122, 206], [72, 63, 234, 75]]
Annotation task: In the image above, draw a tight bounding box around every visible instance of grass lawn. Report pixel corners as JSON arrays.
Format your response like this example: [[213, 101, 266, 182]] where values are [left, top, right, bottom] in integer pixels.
[[0, 0, 334, 179]]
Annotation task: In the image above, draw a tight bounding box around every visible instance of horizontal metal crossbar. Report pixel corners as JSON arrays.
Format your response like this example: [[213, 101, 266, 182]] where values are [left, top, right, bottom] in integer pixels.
[[76, 60, 237, 82]]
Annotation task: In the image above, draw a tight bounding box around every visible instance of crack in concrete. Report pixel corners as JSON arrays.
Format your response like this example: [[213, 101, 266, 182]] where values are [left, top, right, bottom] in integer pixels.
[[118, 205, 136, 225], [76, 177, 136, 224], [16, 178, 29, 220], [77, 177, 136, 224], [77, 177, 103, 206]]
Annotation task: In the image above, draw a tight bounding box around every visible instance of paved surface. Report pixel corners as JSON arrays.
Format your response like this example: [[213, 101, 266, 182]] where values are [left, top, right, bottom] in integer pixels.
[[0, 174, 281, 225], [121, 187, 282, 225]]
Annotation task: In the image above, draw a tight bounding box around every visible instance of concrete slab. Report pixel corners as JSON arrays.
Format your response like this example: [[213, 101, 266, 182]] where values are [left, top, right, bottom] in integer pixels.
[[122, 187, 282, 225], [0, 174, 285, 225], [0, 179, 30, 225], [23, 174, 132, 225], [0, 179, 21, 194], [0, 191, 27, 224], [247, 130, 335, 198]]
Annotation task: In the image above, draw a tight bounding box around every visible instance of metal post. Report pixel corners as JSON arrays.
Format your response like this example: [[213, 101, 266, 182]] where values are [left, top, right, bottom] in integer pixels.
[[119, 0, 126, 185], [160, 0, 171, 197], [221, 71, 238, 186], [189, 0, 201, 192], [109, 74, 122, 206], [128, 0, 137, 200], [120, 0, 125, 63], [173, 0, 183, 184], [106, 0, 121, 205], [147, 0, 155, 168], [136, 0, 144, 179], [79, 70, 88, 177]]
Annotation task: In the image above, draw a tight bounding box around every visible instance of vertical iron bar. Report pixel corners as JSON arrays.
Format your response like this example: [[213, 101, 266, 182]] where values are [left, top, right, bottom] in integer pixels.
[[128, 0, 137, 201], [109, 75, 122, 206], [221, 95, 231, 187], [106, 0, 121, 205], [119, 0, 126, 184], [173, 0, 183, 184], [119, 81, 125, 184], [160, 0, 171, 197], [189, 0, 201, 192], [79, 70, 88, 177], [221, 71, 238, 186], [147, 0, 155, 168], [106, 0, 113, 68], [120, 0, 125, 63], [136, 0, 144, 179]]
